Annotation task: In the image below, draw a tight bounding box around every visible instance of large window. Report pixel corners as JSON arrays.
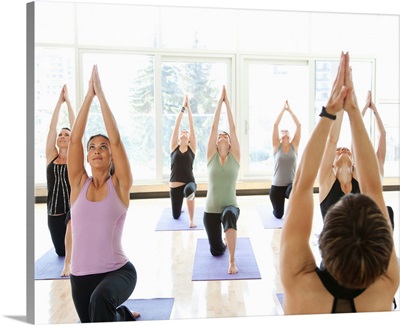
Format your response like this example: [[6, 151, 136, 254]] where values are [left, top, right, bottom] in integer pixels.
[[33, 2, 400, 189], [243, 60, 309, 178], [81, 52, 156, 181], [34, 47, 76, 184], [161, 59, 229, 178]]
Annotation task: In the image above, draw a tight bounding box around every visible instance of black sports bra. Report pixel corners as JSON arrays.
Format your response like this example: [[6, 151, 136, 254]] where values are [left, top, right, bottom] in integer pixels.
[[315, 267, 365, 313]]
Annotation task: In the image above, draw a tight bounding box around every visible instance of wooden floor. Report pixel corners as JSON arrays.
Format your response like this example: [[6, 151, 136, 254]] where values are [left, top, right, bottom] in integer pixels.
[[33, 192, 400, 324]]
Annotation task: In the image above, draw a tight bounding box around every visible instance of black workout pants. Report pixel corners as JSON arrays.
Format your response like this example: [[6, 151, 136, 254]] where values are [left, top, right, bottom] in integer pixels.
[[269, 184, 292, 219], [70, 261, 137, 323], [203, 206, 240, 256], [47, 213, 67, 256], [169, 182, 197, 219]]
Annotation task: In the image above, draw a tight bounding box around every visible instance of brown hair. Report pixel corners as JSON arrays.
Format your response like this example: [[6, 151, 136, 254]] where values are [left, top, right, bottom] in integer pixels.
[[319, 193, 393, 289]]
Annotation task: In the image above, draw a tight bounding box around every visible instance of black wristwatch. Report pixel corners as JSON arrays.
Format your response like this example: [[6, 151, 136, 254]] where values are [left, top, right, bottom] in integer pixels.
[[319, 106, 336, 120], [181, 106, 185, 113]]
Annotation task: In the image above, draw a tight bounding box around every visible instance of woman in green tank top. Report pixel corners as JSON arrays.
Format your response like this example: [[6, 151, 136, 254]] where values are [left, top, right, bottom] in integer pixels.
[[203, 86, 241, 275]]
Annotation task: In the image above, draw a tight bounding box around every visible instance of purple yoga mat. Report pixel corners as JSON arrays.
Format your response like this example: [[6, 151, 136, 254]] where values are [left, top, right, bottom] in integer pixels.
[[276, 293, 284, 308], [155, 206, 204, 231], [121, 298, 174, 321], [191, 237, 261, 281], [256, 205, 284, 229], [35, 249, 68, 280]]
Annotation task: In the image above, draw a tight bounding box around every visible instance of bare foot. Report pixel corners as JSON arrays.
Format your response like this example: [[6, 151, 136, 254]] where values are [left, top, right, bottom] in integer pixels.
[[131, 311, 140, 319], [60, 264, 70, 277], [228, 258, 238, 274], [189, 221, 197, 228]]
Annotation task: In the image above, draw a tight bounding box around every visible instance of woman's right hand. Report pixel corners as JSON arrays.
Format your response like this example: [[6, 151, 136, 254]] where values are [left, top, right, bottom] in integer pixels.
[[58, 85, 67, 104], [85, 66, 96, 99], [325, 52, 349, 116], [218, 85, 226, 105]]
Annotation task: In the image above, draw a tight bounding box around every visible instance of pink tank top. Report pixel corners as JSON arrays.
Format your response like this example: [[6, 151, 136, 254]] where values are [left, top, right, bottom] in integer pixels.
[[70, 176, 129, 276]]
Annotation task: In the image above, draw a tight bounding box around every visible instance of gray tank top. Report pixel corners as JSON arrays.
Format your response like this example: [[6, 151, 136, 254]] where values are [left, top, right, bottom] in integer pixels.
[[272, 144, 297, 186]]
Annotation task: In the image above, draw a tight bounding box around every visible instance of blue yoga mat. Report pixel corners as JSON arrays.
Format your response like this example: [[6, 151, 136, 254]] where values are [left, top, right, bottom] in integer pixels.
[[192, 237, 261, 281], [121, 298, 174, 321], [276, 293, 284, 308], [35, 249, 68, 280], [155, 206, 204, 231], [256, 205, 284, 229]]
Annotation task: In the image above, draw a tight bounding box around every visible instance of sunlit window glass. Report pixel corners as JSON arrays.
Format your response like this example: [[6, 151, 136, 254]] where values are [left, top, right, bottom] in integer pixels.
[[246, 62, 309, 177], [82, 53, 156, 181], [161, 60, 228, 179], [35, 47, 76, 184]]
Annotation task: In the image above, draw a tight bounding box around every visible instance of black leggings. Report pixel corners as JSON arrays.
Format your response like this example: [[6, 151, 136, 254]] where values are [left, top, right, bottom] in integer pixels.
[[70, 261, 138, 323], [269, 184, 292, 219], [47, 213, 67, 256], [203, 206, 240, 256], [169, 182, 197, 219]]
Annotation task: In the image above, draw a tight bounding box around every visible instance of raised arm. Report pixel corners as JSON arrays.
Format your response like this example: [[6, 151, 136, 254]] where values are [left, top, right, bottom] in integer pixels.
[[46, 85, 75, 164], [286, 101, 301, 151], [272, 103, 286, 152], [223, 87, 240, 163], [186, 96, 197, 153], [344, 56, 398, 283], [170, 96, 186, 152], [64, 85, 76, 131], [68, 75, 95, 200], [92, 65, 133, 203], [206, 86, 225, 162], [362, 90, 386, 177], [318, 109, 345, 200], [344, 65, 386, 217], [280, 52, 348, 287]]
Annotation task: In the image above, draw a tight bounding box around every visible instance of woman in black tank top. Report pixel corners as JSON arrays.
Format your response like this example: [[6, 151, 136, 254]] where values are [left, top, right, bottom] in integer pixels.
[[169, 95, 198, 228], [318, 92, 394, 229], [45, 85, 75, 273]]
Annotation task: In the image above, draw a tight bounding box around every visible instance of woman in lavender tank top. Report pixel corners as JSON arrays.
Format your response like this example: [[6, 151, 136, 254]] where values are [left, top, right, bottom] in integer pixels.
[[66, 65, 139, 322]]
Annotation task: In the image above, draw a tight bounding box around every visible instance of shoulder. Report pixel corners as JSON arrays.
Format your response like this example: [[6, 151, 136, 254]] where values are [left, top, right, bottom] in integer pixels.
[[318, 172, 337, 202], [229, 153, 240, 166], [283, 271, 332, 314], [273, 144, 281, 153], [207, 151, 218, 164], [46, 154, 58, 167], [188, 145, 196, 155], [170, 145, 179, 154]]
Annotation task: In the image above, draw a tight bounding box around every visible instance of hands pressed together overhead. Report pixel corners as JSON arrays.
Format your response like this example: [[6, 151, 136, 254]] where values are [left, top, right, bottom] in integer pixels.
[[325, 52, 359, 117]]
